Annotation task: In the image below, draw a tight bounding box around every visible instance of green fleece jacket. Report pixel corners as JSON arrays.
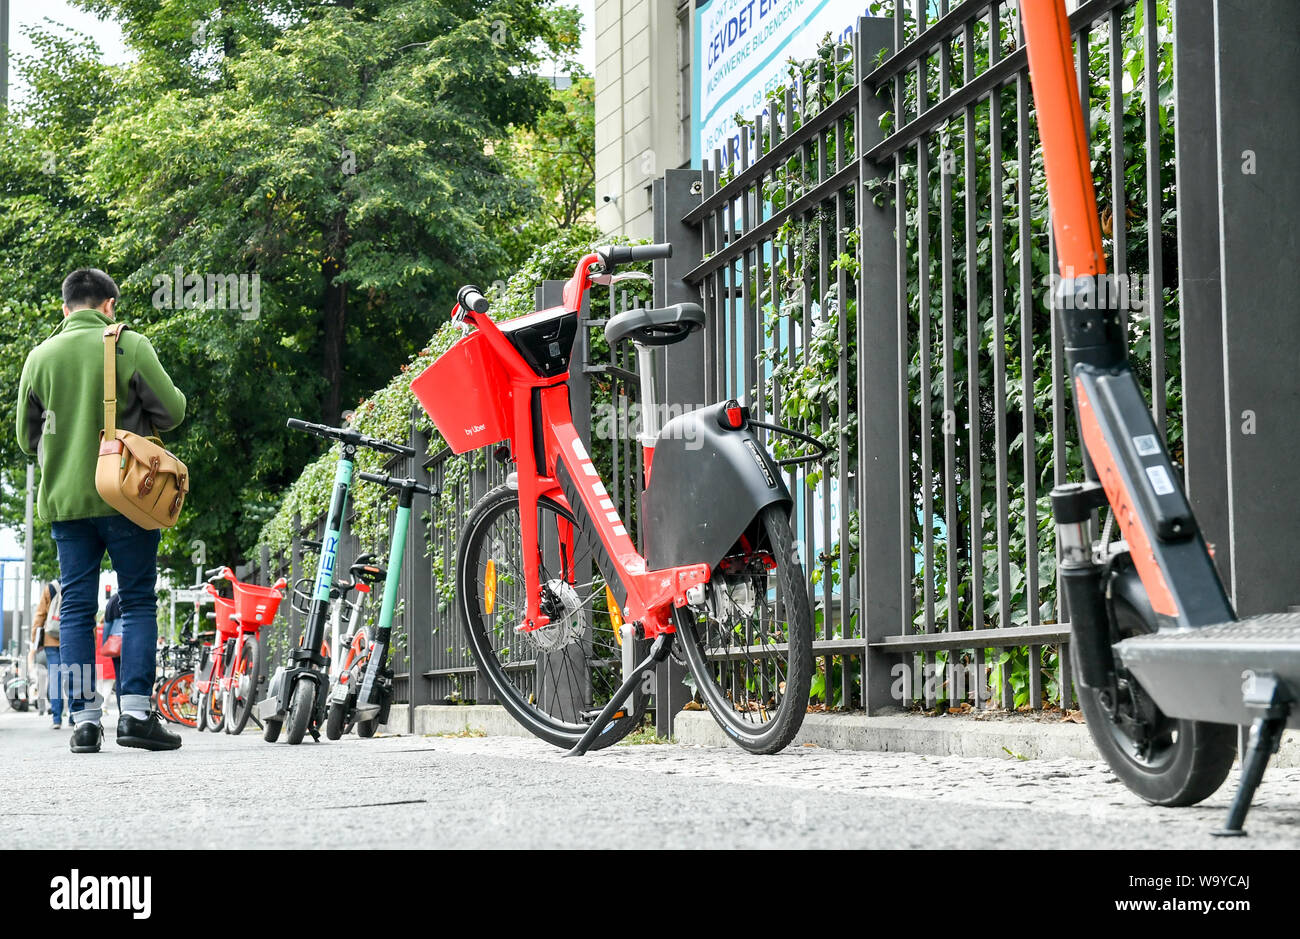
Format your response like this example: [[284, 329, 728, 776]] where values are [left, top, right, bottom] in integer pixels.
[[15, 309, 187, 522]]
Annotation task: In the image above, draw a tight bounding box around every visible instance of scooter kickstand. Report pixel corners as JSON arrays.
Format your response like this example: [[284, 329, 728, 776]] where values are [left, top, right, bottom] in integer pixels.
[[564, 633, 672, 758], [1213, 672, 1291, 837]]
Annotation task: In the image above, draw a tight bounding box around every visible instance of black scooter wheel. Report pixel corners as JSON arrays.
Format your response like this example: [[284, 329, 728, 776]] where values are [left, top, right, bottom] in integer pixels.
[[325, 700, 346, 740], [284, 680, 316, 746], [1071, 640, 1235, 806]]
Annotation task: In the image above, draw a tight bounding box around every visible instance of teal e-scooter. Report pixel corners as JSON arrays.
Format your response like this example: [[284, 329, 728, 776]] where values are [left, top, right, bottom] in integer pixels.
[[324, 471, 433, 739]]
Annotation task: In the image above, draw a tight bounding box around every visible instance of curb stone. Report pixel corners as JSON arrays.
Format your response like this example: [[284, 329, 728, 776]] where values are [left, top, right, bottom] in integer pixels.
[[381, 704, 1300, 766]]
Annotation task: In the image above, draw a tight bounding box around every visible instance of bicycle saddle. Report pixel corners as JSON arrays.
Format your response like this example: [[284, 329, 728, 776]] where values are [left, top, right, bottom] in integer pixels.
[[604, 302, 704, 347]]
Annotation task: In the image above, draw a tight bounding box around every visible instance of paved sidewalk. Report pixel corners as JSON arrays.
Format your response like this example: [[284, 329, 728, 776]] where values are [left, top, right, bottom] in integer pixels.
[[2, 709, 1296, 849]]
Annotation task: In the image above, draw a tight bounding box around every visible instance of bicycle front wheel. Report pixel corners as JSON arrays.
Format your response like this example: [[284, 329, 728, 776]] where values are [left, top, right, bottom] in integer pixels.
[[228, 636, 261, 736], [168, 672, 199, 728], [457, 485, 646, 750], [672, 504, 813, 754]]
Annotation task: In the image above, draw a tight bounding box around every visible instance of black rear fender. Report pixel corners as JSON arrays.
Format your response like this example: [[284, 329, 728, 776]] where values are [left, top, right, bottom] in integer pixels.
[[643, 402, 792, 570]]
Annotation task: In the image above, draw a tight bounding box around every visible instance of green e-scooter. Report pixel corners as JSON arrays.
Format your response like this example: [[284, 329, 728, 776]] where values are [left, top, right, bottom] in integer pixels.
[[324, 472, 433, 739]]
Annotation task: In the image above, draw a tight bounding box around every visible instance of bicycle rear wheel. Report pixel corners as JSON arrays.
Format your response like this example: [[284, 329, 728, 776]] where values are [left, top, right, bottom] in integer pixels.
[[672, 505, 813, 754], [457, 485, 646, 751]]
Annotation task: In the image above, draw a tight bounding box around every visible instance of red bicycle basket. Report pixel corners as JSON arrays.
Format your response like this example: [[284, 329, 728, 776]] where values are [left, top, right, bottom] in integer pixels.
[[411, 331, 509, 454], [231, 580, 285, 628], [205, 586, 238, 638]]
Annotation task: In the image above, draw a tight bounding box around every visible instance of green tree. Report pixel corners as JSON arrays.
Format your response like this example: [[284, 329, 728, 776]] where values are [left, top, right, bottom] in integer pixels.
[[501, 74, 596, 265], [1, 1, 584, 573]]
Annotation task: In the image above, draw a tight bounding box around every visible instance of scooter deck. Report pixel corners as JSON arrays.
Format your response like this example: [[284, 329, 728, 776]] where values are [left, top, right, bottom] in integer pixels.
[[1116, 612, 1300, 727]]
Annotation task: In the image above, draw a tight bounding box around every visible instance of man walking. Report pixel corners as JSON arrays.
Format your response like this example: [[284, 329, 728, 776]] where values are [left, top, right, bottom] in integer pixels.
[[15, 269, 187, 753]]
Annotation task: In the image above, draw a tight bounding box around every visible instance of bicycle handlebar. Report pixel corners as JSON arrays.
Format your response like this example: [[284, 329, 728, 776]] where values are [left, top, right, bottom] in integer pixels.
[[286, 418, 416, 458], [359, 471, 434, 496], [457, 285, 490, 315]]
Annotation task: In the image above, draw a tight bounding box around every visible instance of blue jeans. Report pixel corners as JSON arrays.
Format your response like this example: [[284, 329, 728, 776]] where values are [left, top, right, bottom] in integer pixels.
[[45, 645, 65, 724], [51, 516, 160, 724]]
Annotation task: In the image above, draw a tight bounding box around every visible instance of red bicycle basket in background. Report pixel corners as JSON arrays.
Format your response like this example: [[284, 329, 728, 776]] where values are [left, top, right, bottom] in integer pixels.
[[410, 330, 509, 454], [205, 585, 238, 637], [231, 580, 285, 628]]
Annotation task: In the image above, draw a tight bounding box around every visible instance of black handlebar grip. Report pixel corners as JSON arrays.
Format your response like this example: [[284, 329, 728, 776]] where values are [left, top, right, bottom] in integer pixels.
[[601, 243, 673, 266], [457, 285, 490, 314], [286, 418, 329, 438], [358, 471, 389, 485]]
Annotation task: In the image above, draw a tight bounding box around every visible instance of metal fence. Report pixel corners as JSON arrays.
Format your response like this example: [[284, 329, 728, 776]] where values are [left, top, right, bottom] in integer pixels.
[[240, 0, 1207, 729], [666, 0, 1183, 713]]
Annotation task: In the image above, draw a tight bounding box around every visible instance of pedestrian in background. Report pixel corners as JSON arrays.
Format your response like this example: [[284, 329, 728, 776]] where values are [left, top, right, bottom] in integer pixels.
[[103, 585, 124, 711], [27, 579, 63, 728]]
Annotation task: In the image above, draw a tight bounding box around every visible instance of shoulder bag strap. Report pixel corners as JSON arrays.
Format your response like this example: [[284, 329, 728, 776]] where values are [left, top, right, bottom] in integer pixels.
[[102, 324, 128, 437]]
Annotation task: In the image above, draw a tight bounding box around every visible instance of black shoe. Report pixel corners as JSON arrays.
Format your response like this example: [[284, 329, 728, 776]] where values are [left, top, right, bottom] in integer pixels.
[[116, 712, 183, 751], [70, 722, 103, 753]]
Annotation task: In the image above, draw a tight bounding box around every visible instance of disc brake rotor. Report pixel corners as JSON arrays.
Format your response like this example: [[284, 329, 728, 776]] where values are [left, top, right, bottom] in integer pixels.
[[532, 579, 584, 652]]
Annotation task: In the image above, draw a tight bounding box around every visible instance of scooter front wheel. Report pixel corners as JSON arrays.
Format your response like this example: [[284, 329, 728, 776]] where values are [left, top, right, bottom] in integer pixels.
[[284, 679, 316, 745]]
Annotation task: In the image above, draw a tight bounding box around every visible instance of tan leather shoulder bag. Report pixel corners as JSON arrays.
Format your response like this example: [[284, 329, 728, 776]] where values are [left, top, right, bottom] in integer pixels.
[[95, 324, 189, 529]]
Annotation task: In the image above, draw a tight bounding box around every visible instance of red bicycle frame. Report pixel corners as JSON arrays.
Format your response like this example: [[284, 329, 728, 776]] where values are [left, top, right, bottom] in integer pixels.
[[449, 254, 710, 638]]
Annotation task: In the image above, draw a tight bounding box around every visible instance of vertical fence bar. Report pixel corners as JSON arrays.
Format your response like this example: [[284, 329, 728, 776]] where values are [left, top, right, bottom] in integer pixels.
[[856, 15, 902, 714], [1142, 0, 1166, 434]]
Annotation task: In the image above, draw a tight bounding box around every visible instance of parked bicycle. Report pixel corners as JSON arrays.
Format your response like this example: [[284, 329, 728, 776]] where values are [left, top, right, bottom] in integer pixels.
[[411, 244, 824, 755], [151, 639, 200, 727], [196, 566, 286, 735]]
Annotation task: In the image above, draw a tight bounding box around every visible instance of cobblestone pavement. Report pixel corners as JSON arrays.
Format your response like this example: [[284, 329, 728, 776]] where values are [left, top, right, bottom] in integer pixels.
[[2, 708, 1296, 849]]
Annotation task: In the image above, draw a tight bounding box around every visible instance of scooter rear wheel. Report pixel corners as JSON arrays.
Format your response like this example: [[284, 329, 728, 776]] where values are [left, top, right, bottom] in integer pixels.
[[325, 700, 347, 740]]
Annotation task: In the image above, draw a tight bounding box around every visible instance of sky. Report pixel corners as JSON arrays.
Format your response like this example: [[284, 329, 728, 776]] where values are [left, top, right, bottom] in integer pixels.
[[6, 0, 596, 107]]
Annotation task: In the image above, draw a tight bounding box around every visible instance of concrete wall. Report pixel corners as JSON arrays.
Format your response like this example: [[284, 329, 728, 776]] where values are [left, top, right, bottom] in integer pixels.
[[594, 0, 688, 238]]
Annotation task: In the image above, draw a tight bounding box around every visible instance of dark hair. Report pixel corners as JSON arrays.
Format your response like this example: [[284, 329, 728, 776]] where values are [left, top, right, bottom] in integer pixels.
[[61, 268, 120, 310]]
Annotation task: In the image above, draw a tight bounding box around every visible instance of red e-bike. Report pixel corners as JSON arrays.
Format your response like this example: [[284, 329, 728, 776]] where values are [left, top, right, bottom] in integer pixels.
[[196, 566, 286, 735], [412, 244, 821, 755]]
